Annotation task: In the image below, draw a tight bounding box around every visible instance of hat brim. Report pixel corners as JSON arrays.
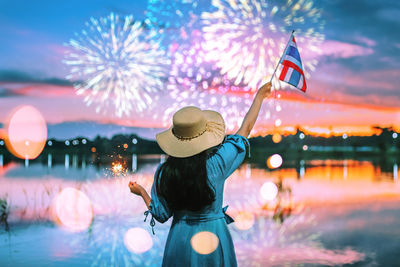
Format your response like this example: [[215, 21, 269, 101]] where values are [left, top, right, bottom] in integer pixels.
[[156, 110, 225, 158]]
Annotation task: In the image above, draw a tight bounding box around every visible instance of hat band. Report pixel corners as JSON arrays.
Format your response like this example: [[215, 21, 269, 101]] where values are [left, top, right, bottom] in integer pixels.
[[172, 121, 225, 141]]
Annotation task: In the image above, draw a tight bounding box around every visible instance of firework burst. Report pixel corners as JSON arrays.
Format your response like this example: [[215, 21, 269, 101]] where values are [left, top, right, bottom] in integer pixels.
[[145, 1, 274, 130], [164, 29, 257, 132], [145, 0, 201, 30], [63, 13, 170, 117], [201, 0, 325, 91]]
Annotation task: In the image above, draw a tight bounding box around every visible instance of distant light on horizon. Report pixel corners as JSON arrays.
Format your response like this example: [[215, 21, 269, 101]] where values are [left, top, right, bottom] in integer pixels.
[[272, 133, 282, 143], [267, 154, 283, 169], [299, 133, 305, 139], [275, 119, 282, 127], [393, 133, 398, 139]]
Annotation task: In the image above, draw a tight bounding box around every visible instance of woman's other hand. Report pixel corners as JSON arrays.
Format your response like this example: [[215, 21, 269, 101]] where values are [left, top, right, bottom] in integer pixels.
[[257, 82, 272, 99], [129, 181, 144, 196]]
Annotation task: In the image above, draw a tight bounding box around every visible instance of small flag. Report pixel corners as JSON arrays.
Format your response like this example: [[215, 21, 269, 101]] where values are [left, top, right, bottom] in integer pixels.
[[278, 33, 307, 92]]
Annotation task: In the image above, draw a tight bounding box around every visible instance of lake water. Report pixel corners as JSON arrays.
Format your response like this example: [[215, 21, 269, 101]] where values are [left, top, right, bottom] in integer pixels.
[[1, 154, 400, 266]]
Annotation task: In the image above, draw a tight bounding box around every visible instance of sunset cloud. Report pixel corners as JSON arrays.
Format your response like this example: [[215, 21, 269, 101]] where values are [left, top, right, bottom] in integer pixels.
[[0, 82, 398, 138]]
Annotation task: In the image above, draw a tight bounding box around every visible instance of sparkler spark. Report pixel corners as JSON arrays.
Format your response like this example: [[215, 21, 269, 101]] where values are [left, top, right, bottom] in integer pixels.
[[201, 0, 325, 90], [111, 162, 125, 176], [63, 13, 170, 117]]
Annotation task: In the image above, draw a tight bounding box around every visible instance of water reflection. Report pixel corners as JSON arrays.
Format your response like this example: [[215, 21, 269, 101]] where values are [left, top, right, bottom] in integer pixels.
[[299, 159, 305, 179], [0, 155, 399, 266], [47, 153, 52, 168], [65, 154, 69, 169], [132, 154, 137, 172]]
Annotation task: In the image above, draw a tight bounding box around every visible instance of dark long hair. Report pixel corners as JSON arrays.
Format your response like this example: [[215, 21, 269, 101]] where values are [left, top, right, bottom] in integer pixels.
[[156, 149, 216, 212]]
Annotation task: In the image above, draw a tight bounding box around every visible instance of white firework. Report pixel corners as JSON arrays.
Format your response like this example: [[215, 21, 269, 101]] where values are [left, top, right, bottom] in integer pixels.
[[201, 0, 325, 91], [164, 29, 256, 132], [63, 13, 170, 117]]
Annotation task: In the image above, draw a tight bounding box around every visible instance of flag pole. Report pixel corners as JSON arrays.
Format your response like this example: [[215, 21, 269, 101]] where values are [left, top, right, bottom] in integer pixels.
[[269, 30, 295, 84]]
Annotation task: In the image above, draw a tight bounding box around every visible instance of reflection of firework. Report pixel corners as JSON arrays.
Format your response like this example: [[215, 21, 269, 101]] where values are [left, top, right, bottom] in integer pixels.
[[72, 174, 169, 266], [225, 167, 365, 266], [63, 13, 170, 117], [232, 214, 322, 266], [201, 0, 324, 90], [225, 169, 321, 265], [71, 216, 167, 267]]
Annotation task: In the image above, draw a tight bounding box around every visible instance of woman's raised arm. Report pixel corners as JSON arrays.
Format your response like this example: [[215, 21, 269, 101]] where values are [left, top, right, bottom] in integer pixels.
[[236, 82, 272, 138]]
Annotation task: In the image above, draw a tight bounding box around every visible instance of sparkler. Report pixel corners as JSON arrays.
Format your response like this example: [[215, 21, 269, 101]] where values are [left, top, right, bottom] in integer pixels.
[[63, 13, 170, 117], [111, 162, 126, 176]]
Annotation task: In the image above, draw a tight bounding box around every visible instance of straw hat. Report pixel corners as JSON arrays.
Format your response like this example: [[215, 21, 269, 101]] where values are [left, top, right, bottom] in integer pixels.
[[156, 106, 225, 158]]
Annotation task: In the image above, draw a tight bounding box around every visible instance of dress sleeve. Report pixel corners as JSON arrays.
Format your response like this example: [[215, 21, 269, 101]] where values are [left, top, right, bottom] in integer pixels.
[[209, 134, 250, 179], [144, 165, 172, 234], [150, 178, 172, 223]]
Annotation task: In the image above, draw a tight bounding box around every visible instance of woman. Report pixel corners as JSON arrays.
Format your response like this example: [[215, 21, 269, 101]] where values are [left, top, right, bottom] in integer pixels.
[[129, 82, 272, 266]]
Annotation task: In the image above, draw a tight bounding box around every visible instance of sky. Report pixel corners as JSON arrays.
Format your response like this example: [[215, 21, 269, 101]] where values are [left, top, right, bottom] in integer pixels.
[[0, 0, 399, 138]]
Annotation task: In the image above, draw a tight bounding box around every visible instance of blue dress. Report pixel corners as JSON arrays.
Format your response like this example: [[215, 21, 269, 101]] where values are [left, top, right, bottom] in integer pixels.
[[145, 134, 249, 267]]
